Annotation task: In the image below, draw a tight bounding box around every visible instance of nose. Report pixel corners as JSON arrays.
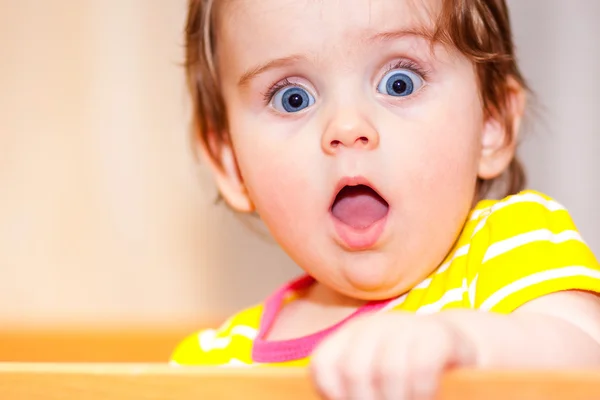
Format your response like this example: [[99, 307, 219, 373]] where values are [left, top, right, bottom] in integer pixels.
[[321, 108, 380, 155]]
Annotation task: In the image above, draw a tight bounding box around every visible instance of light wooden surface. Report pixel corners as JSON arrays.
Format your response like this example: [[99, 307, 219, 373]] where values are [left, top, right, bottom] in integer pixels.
[[1, 363, 600, 399], [0, 325, 217, 362], [0, 363, 318, 400]]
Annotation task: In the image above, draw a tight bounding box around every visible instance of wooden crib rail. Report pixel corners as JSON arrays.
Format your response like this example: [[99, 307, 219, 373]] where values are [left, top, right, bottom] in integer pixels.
[[1, 363, 599, 399]]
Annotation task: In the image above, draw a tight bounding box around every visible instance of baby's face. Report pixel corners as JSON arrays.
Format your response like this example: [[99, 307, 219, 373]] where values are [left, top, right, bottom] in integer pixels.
[[216, 0, 487, 300]]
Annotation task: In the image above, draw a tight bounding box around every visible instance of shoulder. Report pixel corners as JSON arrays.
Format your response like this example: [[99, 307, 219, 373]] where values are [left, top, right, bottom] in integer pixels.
[[466, 190, 600, 313], [472, 190, 567, 226], [170, 303, 264, 366], [469, 190, 581, 247]]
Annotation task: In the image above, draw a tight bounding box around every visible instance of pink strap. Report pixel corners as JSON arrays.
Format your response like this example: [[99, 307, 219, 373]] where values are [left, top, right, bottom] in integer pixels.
[[251, 275, 394, 363]]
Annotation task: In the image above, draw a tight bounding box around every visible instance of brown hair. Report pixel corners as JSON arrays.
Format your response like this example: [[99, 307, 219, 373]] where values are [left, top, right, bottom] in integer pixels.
[[184, 0, 528, 200]]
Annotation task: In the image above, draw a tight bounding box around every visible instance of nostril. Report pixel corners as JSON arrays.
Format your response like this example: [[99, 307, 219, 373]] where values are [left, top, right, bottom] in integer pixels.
[[330, 139, 342, 148], [358, 136, 368, 145]]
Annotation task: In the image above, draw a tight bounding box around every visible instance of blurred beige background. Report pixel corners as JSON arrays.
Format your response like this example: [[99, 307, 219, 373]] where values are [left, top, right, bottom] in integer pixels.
[[0, 0, 598, 328]]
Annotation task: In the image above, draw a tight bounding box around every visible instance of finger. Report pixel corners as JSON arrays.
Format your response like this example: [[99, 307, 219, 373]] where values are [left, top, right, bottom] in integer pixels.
[[311, 322, 356, 399], [373, 328, 410, 400], [403, 320, 452, 400], [311, 317, 381, 400], [337, 318, 384, 400]]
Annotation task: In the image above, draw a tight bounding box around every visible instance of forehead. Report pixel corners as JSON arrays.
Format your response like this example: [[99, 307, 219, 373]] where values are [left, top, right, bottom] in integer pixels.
[[216, 0, 442, 69]]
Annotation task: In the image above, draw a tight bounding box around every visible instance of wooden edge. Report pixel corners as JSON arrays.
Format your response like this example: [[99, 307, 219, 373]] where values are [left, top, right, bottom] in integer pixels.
[[0, 363, 318, 400], [1, 364, 600, 399], [0, 325, 220, 362], [0, 363, 304, 375]]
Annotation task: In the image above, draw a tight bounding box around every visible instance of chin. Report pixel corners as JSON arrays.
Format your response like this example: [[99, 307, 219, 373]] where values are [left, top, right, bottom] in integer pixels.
[[336, 271, 408, 301], [339, 285, 405, 302]]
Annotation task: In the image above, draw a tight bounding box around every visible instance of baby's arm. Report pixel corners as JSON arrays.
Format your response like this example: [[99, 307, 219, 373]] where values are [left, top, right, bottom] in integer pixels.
[[310, 290, 600, 400], [439, 290, 600, 367]]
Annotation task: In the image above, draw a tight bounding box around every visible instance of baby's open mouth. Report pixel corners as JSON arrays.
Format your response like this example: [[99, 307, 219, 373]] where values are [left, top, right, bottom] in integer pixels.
[[330, 184, 390, 230]]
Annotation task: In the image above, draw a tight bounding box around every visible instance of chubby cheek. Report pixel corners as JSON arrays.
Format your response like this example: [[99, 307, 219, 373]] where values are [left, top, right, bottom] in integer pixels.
[[382, 92, 484, 272], [405, 84, 482, 198], [231, 126, 322, 250], [416, 128, 479, 197], [425, 105, 482, 197], [419, 130, 479, 235]]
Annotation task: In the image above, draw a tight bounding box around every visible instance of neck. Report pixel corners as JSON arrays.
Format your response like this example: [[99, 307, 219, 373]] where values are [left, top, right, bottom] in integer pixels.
[[306, 280, 367, 310]]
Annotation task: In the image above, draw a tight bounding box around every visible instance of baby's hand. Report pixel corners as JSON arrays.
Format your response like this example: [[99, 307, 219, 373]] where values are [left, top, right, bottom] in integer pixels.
[[309, 313, 476, 400]]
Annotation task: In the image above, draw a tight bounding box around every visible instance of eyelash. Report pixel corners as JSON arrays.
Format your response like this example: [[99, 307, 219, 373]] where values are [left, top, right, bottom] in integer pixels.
[[383, 59, 430, 82], [262, 78, 294, 104], [261, 59, 430, 104]]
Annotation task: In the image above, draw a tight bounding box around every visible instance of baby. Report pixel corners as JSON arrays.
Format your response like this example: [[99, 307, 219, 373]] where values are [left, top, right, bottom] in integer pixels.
[[171, 0, 600, 398]]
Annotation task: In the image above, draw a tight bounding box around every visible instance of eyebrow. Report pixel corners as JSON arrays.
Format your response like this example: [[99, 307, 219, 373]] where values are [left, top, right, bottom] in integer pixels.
[[236, 29, 434, 87], [366, 28, 434, 44], [238, 54, 305, 87]]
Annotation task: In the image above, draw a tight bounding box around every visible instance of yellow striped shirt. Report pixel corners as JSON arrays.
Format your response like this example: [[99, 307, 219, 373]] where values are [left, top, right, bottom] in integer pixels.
[[170, 190, 600, 367]]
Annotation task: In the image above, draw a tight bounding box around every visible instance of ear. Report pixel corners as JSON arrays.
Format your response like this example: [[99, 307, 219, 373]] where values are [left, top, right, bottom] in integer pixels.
[[198, 132, 255, 213], [478, 77, 526, 180]]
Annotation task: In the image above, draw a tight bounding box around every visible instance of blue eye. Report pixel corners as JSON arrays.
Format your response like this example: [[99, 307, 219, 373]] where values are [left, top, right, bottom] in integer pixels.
[[272, 86, 315, 113], [377, 69, 423, 97]]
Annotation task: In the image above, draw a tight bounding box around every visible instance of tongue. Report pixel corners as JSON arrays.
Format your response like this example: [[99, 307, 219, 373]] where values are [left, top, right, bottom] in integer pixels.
[[331, 185, 389, 229]]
